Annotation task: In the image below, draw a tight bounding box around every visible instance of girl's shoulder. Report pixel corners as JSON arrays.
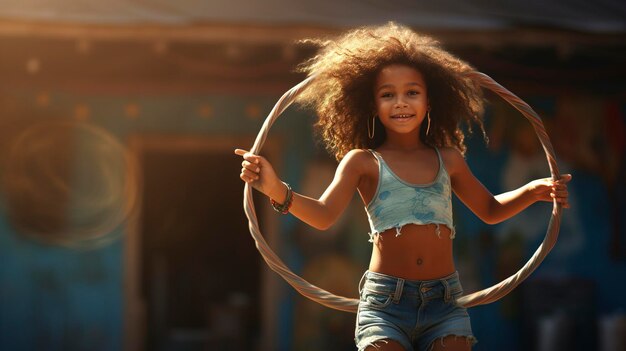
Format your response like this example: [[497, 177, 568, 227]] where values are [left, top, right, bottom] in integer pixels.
[[438, 146, 463, 158], [341, 148, 377, 164], [437, 146, 466, 174], [338, 148, 378, 175], [342, 148, 376, 160]]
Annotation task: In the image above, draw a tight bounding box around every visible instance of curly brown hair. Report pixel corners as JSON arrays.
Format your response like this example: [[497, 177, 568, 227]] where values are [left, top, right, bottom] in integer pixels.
[[295, 22, 487, 160]]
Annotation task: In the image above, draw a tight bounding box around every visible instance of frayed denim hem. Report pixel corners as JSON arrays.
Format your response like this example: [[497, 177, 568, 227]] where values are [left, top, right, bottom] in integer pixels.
[[427, 334, 478, 351]]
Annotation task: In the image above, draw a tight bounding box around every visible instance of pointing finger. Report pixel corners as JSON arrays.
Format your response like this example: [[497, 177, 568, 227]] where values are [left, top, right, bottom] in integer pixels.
[[556, 174, 572, 184], [234, 148, 260, 164]]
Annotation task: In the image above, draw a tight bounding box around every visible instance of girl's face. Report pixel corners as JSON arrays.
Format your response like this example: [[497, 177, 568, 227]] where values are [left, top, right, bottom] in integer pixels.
[[374, 64, 428, 137]]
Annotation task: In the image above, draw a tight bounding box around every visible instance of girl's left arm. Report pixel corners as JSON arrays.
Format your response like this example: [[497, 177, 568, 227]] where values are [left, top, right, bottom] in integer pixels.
[[444, 148, 571, 225]]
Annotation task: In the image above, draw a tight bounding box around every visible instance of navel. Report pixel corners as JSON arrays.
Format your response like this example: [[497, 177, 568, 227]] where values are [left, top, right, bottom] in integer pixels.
[[416, 258, 423, 265]]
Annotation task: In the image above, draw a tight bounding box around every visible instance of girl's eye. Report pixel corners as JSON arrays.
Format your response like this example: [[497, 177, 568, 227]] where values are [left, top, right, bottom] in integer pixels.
[[408, 91, 420, 96], [381, 93, 393, 98]]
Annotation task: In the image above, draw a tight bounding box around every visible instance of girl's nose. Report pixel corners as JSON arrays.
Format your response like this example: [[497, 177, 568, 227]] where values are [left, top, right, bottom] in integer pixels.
[[394, 101, 408, 108]]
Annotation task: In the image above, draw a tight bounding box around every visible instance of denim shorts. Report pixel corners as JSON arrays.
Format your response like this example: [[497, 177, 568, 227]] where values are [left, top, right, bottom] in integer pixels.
[[354, 270, 477, 351]]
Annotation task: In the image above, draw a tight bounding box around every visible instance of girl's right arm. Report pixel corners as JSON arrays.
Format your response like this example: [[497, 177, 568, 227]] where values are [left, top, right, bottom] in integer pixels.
[[234, 148, 366, 230]]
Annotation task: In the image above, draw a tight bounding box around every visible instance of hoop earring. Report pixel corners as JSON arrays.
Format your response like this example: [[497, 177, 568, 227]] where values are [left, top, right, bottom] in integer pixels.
[[368, 115, 376, 139], [425, 110, 431, 136]]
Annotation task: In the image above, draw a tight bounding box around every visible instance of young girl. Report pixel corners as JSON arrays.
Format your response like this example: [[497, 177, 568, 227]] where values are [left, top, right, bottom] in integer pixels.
[[235, 23, 570, 351]]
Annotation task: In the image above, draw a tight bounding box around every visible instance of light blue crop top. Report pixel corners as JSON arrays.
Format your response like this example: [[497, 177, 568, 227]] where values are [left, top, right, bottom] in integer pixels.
[[364, 148, 455, 242]]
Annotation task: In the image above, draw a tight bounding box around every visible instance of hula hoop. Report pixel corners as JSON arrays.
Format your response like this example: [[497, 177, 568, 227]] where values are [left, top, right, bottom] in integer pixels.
[[242, 71, 562, 313]]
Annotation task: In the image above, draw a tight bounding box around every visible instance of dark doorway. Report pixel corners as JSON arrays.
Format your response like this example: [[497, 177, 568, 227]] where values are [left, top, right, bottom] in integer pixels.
[[139, 147, 261, 351]]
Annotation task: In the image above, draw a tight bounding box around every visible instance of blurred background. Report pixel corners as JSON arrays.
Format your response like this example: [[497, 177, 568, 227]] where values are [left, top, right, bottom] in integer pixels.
[[0, 1, 625, 350]]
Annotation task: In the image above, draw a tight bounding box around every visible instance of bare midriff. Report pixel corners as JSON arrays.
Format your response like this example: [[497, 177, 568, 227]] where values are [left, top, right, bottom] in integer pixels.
[[368, 223, 455, 280]]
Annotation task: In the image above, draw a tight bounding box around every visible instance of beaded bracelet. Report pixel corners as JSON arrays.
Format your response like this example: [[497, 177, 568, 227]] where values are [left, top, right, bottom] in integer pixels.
[[270, 182, 293, 214]]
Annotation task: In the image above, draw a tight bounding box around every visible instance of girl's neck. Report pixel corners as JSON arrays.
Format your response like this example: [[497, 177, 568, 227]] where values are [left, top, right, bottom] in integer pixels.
[[380, 132, 428, 152]]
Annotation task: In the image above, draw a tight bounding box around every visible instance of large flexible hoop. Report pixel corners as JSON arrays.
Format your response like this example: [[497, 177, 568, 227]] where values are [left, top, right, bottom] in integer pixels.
[[242, 71, 562, 313]]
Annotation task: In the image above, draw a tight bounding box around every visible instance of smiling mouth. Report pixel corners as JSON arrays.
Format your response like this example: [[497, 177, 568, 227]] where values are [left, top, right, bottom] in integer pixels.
[[391, 114, 415, 120]]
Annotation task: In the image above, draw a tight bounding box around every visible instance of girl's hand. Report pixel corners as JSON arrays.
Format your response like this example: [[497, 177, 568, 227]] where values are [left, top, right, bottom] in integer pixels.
[[234, 149, 286, 201], [528, 174, 572, 208]]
